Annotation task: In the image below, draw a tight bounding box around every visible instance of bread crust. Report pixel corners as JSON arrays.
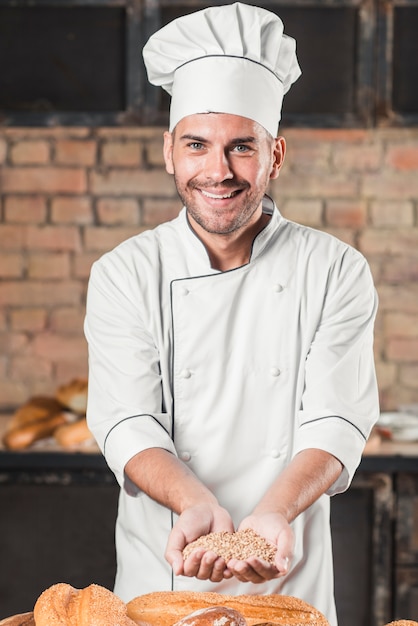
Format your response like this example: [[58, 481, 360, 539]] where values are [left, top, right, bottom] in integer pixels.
[[384, 621, 418, 625], [56, 379, 88, 415], [0, 613, 35, 626], [126, 591, 330, 626], [173, 606, 247, 626], [3, 412, 68, 450], [34, 582, 136, 626], [53, 418, 94, 449]]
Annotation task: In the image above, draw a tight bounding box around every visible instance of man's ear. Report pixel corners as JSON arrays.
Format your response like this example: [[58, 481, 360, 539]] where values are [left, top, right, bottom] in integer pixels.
[[163, 131, 174, 175], [270, 136, 286, 180]]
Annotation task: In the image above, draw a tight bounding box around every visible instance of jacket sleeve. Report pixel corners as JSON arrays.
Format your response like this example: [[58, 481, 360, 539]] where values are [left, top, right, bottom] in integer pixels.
[[294, 247, 379, 496], [84, 253, 176, 494]]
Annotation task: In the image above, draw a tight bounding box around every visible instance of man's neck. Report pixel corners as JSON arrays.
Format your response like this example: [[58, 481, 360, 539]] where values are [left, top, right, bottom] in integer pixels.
[[188, 211, 271, 272]]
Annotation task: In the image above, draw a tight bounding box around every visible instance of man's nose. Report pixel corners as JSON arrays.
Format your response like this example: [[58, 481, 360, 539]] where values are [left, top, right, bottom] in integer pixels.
[[204, 148, 234, 181]]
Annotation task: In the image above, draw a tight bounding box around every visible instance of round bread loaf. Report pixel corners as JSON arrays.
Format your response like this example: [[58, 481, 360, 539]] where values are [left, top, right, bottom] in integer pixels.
[[173, 606, 247, 626], [34, 582, 136, 626], [127, 591, 330, 625], [53, 418, 94, 449]]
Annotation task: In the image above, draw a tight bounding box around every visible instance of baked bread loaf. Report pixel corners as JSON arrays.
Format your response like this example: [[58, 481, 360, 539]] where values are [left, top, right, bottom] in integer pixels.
[[385, 622, 418, 625], [0, 613, 35, 626], [3, 411, 69, 450], [34, 582, 136, 626], [56, 378, 88, 414], [127, 591, 330, 626], [53, 418, 94, 449], [173, 606, 247, 626], [5, 396, 63, 431]]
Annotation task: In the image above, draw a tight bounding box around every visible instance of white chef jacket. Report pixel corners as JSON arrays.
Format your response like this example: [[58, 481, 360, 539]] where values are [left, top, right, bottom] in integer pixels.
[[84, 197, 379, 626]]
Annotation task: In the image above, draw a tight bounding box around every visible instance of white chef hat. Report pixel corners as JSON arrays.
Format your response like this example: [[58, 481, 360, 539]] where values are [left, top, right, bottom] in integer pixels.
[[142, 2, 301, 137]]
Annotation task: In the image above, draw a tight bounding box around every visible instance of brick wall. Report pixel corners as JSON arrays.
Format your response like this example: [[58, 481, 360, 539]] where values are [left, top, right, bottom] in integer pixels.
[[1, 126, 418, 412]]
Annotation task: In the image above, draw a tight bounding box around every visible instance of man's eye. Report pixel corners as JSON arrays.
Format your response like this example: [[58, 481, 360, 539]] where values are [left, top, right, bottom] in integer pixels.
[[233, 145, 250, 153], [188, 142, 204, 150]]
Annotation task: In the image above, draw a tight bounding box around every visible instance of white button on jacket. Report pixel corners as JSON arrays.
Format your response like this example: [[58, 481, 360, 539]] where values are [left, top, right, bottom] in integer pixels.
[[85, 198, 379, 626]]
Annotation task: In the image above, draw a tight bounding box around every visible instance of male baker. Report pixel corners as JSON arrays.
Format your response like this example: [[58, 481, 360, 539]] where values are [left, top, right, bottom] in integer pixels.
[[84, 4, 379, 625]]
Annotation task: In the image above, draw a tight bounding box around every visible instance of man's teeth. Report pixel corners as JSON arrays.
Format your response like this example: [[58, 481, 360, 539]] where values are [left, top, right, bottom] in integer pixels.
[[200, 189, 236, 199]]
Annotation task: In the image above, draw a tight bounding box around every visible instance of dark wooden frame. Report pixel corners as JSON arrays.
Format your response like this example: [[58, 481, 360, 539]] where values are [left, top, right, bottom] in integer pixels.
[[0, 0, 417, 127]]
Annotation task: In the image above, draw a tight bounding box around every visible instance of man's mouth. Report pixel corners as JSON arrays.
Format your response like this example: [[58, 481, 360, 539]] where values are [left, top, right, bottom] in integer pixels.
[[199, 189, 241, 199]]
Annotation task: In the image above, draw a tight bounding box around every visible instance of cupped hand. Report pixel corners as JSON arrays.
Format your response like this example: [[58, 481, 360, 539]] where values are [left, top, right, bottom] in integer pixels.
[[226, 512, 294, 584], [165, 502, 235, 583]]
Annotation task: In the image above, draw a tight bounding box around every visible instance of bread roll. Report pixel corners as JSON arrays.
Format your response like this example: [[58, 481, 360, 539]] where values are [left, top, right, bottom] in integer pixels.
[[3, 412, 69, 450], [173, 606, 247, 626], [0, 613, 35, 626], [53, 418, 94, 449], [34, 582, 136, 626], [127, 591, 330, 626], [5, 396, 64, 432], [56, 379, 88, 414]]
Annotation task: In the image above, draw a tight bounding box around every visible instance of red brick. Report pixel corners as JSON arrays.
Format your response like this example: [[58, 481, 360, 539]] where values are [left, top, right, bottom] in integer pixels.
[[286, 143, 331, 174], [386, 144, 418, 171], [0, 224, 26, 250], [84, 226, 144, 252], [0, 281, 82, 307], [280, 199, 323, 227], [325, 200, 367, 228], [10, 308, 47, 331], [381, 257, 418, 284], [333, 144, 382, 171], [363, 173, 418, 199], [10, 140, 50, 164], [4, 195, 48, 223], [32, 332, 87, 362], [1, 167, 87, 193], [399, 365, 418, 389], [377, 285, 418, 314], [28, 253, 71, 279], [26, 225, 82, 251], [375, 360, 397, 390], [89, 168, 176, 196], [51, 196, 93, 224], [0, 253, 24, 278], [142, 199, 182, 226], [96, 127, 163, 139], [145, 139, 165, 166], [370, 200, 414, 227], [0, 332, 29, 354], [359, 229, 418, 256], [284, 129, 369, 143], [384, 313, 418, 338], [386, 338, 418, 363], [101, 141, 142, 166], [50, 308, 85, 333], [2, 127, 90, 139], [55, 140, 96, 166], [274, 171, 358, 199], [97, 198, 140, 225], [10, 356, 52, 382], [56, 359, 88, 383], [0, 380, 28, 409], [73, 252, 101, 279]]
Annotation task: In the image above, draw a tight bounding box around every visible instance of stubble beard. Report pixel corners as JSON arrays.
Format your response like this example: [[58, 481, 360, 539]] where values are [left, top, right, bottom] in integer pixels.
[[174, 174, 267, 236]]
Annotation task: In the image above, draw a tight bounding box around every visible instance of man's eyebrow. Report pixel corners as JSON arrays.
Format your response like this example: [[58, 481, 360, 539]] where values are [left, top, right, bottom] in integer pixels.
[[179, 134, 258, 144]]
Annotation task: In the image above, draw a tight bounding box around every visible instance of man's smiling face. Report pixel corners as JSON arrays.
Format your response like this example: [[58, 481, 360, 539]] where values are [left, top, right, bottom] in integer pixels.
[[163, 113, 285, 237]]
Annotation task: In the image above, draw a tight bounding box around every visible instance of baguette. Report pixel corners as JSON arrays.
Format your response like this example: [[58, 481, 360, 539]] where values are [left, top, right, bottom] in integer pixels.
[[3, 412, 69, 450], [126, 591, 329, 626], [53, 418, 94, 449]]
